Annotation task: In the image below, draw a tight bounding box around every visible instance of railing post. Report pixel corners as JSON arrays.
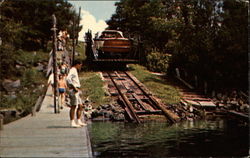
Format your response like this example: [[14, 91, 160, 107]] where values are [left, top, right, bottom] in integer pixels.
[[72, 15, 76, 66], [0, 114, 4, 130], [51, 14, 59, 113]]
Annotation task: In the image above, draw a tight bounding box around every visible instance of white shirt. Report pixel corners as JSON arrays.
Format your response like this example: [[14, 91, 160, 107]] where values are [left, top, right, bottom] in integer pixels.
[[48, 73, 54, 84], [66, 67, 81, 88]]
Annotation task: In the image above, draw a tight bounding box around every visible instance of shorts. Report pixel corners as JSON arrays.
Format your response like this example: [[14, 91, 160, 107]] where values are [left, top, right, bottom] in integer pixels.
[[68, 89, 83, 106], [58, 88, 65, 93]]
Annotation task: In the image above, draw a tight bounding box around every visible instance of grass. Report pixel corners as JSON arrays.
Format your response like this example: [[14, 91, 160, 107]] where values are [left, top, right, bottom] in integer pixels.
[[16, 49, 49, 64], [0, 87, 42, 111], [0, 49, 48, 111], [128, 64, 181, 104], [79, 71, 111, 108]]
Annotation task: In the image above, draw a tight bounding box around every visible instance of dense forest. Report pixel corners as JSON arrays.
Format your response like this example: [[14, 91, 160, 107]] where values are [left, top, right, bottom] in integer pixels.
[[107, 0, 248, 92], [0, 0, 81, 77]]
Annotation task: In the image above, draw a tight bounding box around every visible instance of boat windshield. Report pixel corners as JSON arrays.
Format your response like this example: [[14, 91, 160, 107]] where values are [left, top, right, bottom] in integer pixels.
[[99, 32, 122, 38]]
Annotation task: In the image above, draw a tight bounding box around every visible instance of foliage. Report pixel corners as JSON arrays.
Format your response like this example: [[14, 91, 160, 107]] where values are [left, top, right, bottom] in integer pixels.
[[108, 0, 248, 90], [1, 0, 80, 50], [146, 50, 171, 73], [0, 44, 16, 77], [21, 68, 45, 87], [75, 41, 86, 61], [0, 87, 41, 112], [128, 64, 180, 104], [15, 49, 48, 65]]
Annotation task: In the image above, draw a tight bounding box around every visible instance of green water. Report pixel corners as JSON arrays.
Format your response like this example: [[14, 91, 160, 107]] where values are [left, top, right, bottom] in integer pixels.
[[89, 118, 249, 157]]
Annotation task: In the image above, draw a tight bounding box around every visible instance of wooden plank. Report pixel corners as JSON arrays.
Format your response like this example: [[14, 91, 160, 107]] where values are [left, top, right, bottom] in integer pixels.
[[125, 72, 152, 95], [149, 96, 181, 123], [136, 110, 162, 115], [119, 96, 134, 121], [184, 99, 200, 106], [132, 93, 147, 110], [228, 110, 249, 120], [198, 101, 216, 107], [125, 71, 180, 123], [108, 73, 141, 123], [183, 97, 211, 101]]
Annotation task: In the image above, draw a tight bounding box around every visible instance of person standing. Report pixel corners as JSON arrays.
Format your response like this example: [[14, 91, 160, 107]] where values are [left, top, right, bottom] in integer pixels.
[[47, 72, 55, 96], [58, 74, 67, 109], [66, 59, 86, 127]]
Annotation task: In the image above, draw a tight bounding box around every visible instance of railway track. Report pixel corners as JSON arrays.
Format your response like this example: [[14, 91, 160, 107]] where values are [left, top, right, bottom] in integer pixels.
[[102, 71, 180, 124]]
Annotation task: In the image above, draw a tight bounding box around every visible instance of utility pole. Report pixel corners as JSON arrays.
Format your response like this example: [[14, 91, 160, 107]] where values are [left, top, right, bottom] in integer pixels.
[[51, 14, 58, 113], [72, 15, 76, 66], [76, 7, 81, 45]]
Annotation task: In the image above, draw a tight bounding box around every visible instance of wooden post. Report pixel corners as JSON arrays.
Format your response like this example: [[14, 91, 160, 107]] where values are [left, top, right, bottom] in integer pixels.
[[52, 14, 58, 113], [194, 75, 198, 87], [72, 15, 76, 66], [0, 114, 3, 130], [184, 70, 187, 79], [204, 81, 207, 95], [175, 68, 180, 78]]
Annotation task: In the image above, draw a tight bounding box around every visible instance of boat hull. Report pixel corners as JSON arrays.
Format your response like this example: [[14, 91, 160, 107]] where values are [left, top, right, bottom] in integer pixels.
[[94, 38, 131, 53]]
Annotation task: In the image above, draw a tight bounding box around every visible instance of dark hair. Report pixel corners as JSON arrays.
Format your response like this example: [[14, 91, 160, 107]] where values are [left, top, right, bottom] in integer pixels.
[[73, 59, 82, 66]]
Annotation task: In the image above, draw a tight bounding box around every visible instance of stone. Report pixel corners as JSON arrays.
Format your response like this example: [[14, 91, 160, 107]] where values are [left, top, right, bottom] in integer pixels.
[[91, 109, 101, 117], [9, 94, 17, 99], [84, 111, 92, 119], [99, 109, 108, 116], [16, 60, 24, 65], [15, 64, 22, 69], [105, 111, 113, 118], [112, 113, 125, 121], [101, 104, 110, 109], [216, 93, 222, 100], [35, 63, 44, 71], [97, 106, 101, 111], [2, 79, 21, 92]]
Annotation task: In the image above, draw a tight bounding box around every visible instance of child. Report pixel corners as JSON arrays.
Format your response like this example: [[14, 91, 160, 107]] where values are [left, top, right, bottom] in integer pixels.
[[58, 74, 67, 108]]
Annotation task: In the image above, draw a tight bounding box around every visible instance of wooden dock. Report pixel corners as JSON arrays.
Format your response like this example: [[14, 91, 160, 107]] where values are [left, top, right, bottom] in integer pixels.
[[0, 86, 92, 157]]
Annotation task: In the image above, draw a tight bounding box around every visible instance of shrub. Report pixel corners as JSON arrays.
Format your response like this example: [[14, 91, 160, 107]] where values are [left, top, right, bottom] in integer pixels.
[[146, 50, 171, 73]]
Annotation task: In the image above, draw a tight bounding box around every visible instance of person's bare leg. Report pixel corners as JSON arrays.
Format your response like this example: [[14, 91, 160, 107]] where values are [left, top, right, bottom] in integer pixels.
[[70, 105, 76, 120], [60, 94, 63, 109], [76, 104, 86, 126], [62, 93, 65, 106], [76, 104, 83, 119], [70, 105, 80, 127]]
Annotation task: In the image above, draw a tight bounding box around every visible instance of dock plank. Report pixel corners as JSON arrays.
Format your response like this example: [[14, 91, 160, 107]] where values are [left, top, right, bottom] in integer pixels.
[[0, 86, 92, 157]]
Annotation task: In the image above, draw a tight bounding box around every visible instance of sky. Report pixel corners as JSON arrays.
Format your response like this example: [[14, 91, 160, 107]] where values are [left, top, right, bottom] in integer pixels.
[[69, 1, 119, 41]]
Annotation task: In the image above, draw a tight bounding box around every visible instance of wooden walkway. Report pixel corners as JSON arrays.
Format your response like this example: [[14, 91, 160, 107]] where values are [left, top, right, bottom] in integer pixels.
[[0, 86, 92, 157]]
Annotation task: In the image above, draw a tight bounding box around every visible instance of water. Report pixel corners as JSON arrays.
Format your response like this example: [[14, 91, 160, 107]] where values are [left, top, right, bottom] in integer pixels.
[[89, 118, 249, 157]]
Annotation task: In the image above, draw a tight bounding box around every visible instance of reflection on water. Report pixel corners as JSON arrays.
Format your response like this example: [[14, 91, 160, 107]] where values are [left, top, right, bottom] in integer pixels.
[[89, 119, 249, 157]]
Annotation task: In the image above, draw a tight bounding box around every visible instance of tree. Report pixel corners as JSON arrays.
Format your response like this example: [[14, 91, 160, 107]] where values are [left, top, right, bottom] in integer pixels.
[[0, 0, 80, 50], [107, 0, 248, 90]]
